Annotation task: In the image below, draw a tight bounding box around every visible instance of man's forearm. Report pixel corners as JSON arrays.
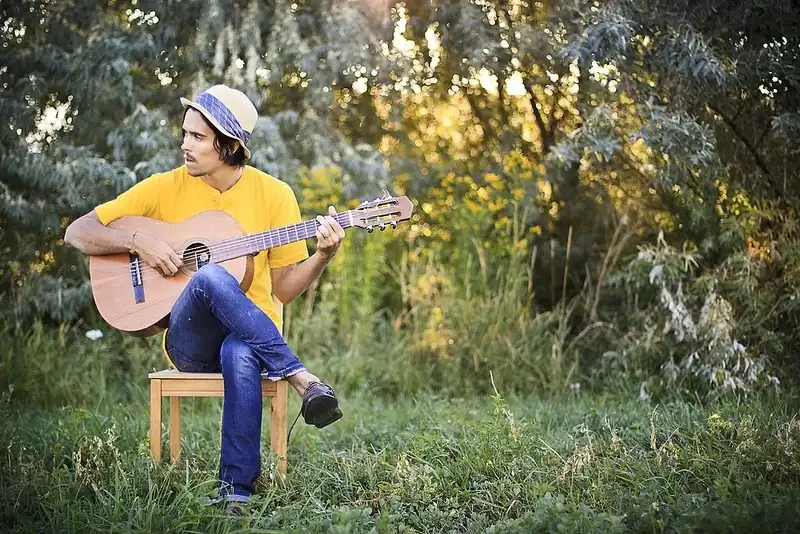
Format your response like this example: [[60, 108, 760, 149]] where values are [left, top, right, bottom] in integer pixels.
[[64, 212, 136, 256], [273, 251, 332, 303]]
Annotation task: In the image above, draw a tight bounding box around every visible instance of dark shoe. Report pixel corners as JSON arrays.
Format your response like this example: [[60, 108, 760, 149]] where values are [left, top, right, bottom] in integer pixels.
[[301, 381, 343, 428], [225, 501, 246, 516], [200, 495, 247, 516]]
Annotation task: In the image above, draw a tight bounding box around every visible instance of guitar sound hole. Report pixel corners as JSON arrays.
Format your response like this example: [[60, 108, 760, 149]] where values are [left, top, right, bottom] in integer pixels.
[[183, 242, 212, 272]]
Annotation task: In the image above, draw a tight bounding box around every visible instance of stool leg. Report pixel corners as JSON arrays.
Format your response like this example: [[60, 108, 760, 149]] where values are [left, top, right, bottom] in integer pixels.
[[270, 380, 289, 476], [170, 396, 181, 463], [150, 379, 162, 462]]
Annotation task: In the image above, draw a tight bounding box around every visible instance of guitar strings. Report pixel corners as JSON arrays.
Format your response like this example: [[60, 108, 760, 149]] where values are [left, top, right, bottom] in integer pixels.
[[126, 219, 331, 281], [125, 212, 374, 281], [127, 214, 344, 274], [126, 206, 401, 281]]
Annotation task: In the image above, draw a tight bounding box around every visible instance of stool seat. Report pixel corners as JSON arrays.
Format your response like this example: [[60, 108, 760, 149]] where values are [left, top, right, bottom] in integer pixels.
[[148, 369, 289, 475]]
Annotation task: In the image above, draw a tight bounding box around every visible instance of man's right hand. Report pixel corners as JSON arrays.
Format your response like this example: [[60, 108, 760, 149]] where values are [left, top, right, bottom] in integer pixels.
[[133, 233, 184, 276]]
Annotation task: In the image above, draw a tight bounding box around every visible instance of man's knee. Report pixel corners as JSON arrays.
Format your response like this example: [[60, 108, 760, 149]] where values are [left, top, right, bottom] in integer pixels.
[[193, 264, 237, 290]]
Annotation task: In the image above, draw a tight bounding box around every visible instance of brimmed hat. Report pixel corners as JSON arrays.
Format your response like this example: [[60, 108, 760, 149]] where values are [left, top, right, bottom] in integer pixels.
[[180, 85, 258, 159]]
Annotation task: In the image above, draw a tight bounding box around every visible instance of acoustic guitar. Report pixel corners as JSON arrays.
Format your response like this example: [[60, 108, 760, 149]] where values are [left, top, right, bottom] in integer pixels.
[[89, 193, 414, 336]]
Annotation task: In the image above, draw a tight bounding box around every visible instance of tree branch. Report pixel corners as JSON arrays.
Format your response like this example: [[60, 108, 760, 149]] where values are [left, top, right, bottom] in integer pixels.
[[464, 91, 492, 140], [731, 103, 744, 122], [547, 90, 563, 140], [524, 78, 553, 155], [708, 103, 773, 178], [755, 119, 774, 149], [496, 74, 511, 130]]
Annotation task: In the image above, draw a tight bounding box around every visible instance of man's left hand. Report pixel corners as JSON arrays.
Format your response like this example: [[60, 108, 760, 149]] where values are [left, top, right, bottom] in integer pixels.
[[316, 205, 346, 260]]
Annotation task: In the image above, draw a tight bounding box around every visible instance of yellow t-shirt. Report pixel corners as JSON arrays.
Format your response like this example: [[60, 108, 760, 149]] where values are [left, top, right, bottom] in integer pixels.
[[94, 165, 309, 352]]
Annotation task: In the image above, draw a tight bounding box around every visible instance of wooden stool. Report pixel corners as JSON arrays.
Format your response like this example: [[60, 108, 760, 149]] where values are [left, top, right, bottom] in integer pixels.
[[148, 370, 289, 474], [148, 297, 290, 475]]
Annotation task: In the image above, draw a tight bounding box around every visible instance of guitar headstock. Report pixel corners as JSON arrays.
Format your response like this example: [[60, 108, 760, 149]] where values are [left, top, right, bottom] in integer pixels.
[[352, 191, 414, 232]]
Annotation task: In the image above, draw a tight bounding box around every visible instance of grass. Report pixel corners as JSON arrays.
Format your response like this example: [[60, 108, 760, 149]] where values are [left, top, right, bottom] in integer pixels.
[[1, 316, 799, 532], [2, 376, 799, 533]]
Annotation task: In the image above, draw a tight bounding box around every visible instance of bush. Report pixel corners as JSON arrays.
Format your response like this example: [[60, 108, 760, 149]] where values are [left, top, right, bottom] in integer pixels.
[[599, 232, 780, 399]]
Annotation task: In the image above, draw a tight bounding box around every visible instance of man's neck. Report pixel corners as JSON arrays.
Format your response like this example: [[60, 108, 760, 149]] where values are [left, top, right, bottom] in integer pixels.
[[201, 165, 245, 193]]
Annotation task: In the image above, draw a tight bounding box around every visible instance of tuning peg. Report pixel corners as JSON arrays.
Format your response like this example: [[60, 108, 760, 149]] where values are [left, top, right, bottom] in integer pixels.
[[381, 189, 390, 199], [367, 227, 374, 233], [379, 224, 386, 231], [391, 222, 397, 229]]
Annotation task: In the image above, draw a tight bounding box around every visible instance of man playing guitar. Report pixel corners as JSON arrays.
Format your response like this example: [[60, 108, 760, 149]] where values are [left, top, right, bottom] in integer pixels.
[[65, 84, 344, 510]]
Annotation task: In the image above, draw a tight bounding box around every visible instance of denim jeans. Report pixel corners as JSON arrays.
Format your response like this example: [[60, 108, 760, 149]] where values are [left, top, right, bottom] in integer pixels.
[[165, 264, 306, 503]]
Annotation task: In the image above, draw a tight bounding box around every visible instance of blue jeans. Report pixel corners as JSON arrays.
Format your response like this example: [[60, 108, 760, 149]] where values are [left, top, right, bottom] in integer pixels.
[[165, 264, 306, 503]]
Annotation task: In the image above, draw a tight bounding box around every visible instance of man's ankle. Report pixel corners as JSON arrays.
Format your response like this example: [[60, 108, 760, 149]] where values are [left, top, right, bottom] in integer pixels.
[[287, 371, 321, 395]]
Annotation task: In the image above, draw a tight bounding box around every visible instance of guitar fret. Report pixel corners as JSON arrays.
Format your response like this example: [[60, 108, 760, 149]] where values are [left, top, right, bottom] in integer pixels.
[[216, 213, 349, 263], [208, 200, 408, 265]]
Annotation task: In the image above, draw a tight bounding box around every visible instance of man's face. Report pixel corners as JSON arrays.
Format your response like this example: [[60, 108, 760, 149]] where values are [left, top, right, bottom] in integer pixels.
[[181, 108, 224, 176]]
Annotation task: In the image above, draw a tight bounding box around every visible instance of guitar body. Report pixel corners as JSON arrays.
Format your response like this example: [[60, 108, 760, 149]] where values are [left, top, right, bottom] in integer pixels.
[[89, 211, 254, 337]]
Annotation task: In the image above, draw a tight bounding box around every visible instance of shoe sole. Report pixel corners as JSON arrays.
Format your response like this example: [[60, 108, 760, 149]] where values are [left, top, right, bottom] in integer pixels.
[[304, 395, 343, 428]]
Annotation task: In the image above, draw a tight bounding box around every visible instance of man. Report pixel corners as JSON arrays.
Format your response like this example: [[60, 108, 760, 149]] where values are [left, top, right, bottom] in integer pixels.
[[64, 84, 344, 508]]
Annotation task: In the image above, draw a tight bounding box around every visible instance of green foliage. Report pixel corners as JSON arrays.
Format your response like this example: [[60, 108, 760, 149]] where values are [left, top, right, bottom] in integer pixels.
[[2, 333, 800, 533], [0, 322, 163, 407], [3, 0, 800, 528], [599, 233, 782, 398], [4, 0, 800, 399]]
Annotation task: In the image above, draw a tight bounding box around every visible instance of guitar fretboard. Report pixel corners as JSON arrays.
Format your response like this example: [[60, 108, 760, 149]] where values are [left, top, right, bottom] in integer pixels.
[[210, 211, 354, 263]]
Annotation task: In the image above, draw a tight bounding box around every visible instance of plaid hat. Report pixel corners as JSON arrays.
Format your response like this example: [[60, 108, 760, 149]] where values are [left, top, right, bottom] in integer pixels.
[[180, 85, 258, 159]]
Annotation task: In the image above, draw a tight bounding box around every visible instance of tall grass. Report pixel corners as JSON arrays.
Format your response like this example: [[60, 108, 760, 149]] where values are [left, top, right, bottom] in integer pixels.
[[0, 321, 163, 408], [2, 247, 799, 531], [283, 217, 598, 399], [2, 361, 799, 532]]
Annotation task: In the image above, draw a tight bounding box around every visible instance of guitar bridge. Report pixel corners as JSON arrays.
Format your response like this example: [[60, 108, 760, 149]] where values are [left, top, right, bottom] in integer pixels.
[[129, 253, 145, 303]]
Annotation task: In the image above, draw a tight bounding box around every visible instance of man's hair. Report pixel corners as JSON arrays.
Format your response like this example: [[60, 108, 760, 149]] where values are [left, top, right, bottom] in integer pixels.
[[184, 109, 246, 168]]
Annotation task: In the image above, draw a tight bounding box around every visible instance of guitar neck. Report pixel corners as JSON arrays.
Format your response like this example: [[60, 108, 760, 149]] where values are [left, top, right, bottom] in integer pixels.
[[211, 211, 356, 263]]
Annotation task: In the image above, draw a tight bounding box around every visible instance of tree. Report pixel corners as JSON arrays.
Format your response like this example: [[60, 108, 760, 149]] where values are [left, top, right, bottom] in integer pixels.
[[1, 0, 162, 324]]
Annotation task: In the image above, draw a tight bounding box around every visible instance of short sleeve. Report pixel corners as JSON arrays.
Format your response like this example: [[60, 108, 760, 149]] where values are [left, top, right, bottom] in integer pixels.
[[268, 183, 310, 269], [94, 172, 167, 225]]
